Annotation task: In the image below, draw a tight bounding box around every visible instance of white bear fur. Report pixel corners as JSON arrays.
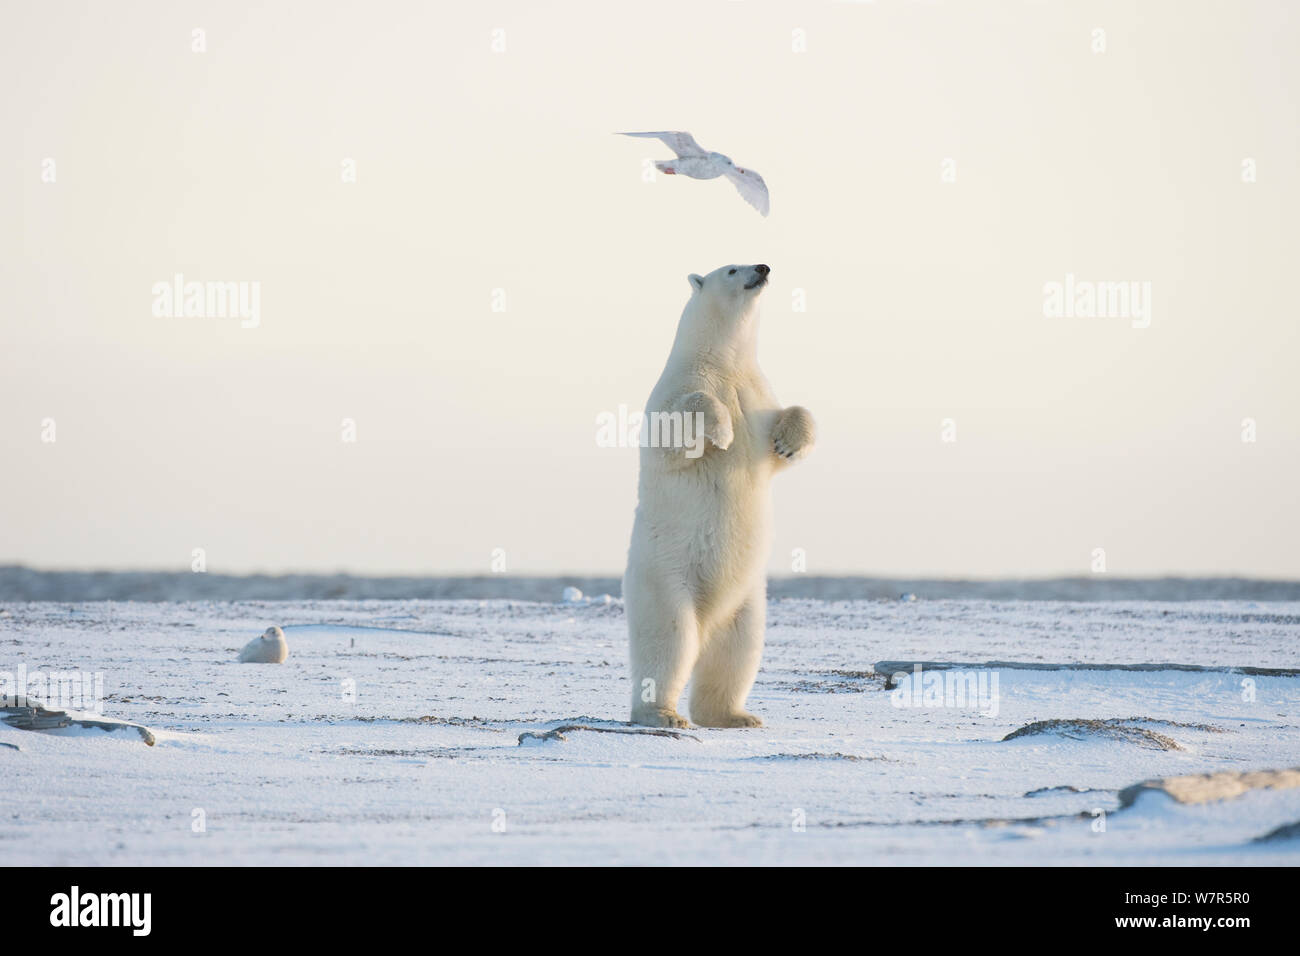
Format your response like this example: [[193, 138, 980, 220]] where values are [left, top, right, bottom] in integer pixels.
[[238, 626, 289, 663], [624, 263, 815, 728]]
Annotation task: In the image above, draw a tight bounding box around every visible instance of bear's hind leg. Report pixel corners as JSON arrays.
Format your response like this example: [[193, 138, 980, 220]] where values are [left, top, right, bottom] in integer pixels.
[[688, 593, 765, 728], [628, 592, 699, 728]]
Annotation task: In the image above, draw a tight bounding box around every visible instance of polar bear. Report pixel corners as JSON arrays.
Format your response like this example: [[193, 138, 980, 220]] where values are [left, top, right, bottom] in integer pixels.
[[238, 626, 289, 663], [623, 263, 815, 728]]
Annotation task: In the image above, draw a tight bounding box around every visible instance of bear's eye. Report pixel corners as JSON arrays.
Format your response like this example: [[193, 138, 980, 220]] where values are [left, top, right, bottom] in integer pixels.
[[728, 269, 736, 275]]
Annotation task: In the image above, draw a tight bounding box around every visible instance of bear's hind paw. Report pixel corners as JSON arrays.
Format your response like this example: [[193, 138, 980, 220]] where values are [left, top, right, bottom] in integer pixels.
[[630, 707, 691, 729], [697, 711, 763, 729]]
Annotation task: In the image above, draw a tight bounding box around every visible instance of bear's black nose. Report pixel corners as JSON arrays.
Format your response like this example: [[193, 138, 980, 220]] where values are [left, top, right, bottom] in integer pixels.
[[755, 264, 770, 276]]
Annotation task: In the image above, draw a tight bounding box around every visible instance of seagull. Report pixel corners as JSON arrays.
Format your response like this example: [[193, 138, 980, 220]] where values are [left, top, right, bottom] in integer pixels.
[[238, 626, 289, 663], [619, 131, 770, 216]]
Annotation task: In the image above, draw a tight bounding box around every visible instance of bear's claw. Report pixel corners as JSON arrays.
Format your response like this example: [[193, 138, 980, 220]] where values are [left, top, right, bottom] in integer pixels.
[[774, 437, 807, 460]]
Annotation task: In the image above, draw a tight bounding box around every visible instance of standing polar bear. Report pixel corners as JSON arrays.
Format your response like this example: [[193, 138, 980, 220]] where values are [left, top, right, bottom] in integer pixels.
[[624, 263, 815, 728]]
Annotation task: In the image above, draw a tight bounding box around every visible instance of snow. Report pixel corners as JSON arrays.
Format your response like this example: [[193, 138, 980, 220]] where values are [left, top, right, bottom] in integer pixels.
[[2, 598, 1298, 865]]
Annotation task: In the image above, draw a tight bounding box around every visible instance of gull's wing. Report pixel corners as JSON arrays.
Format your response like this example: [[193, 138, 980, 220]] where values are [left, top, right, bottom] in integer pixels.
[[724, 165, 770, 216], [617, 131, 707, 158]]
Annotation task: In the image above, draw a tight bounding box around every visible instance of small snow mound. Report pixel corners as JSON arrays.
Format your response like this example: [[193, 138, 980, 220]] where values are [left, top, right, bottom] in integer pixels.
[[1001, 718, 1209, 751], [561, 586, 584, 603], [2, 701, 156, 746], [1120, 767, 1300, 808], [517, 724, 700, 744]]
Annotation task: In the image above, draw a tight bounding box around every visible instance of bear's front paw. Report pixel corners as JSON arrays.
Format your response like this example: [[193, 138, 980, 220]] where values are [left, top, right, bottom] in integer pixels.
[[630, 707, 692, 729], [679, 391, 733, 452], [773, 436, 800, 459], [708, 418, 734, 451], [772, 406, 815, 461]]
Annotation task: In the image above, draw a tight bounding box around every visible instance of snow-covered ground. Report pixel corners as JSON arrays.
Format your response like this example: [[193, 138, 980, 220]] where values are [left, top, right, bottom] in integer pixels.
[[2, 598, 1298, 865]]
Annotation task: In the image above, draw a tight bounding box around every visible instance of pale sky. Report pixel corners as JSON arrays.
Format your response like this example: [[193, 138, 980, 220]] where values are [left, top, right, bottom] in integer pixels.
[[2, 1, 1297, 577]]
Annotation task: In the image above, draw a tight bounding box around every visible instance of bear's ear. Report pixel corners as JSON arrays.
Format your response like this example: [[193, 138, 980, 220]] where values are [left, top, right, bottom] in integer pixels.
[[688, 274, 705, 292]]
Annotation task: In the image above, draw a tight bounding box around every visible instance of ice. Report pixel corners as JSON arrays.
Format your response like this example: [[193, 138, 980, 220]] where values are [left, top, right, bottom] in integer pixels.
[[1, 598, 1297, 864]]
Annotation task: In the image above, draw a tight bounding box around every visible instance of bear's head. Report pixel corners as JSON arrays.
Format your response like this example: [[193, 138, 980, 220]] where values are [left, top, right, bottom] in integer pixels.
[[687, 263, 770, 313]]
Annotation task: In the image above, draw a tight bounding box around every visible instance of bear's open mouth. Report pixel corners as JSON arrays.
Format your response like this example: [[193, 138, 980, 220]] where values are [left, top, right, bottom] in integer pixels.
[[744, 275, 768, 291]]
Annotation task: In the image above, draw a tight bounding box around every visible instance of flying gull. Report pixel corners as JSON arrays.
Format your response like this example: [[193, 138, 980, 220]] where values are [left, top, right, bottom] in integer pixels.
[[619, 131, 769, 216]]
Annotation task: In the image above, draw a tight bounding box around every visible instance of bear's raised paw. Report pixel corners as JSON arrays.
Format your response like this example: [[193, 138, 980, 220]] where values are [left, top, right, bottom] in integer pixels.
[[774, 437, 801, 460], [771, 405, 815, 462]]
